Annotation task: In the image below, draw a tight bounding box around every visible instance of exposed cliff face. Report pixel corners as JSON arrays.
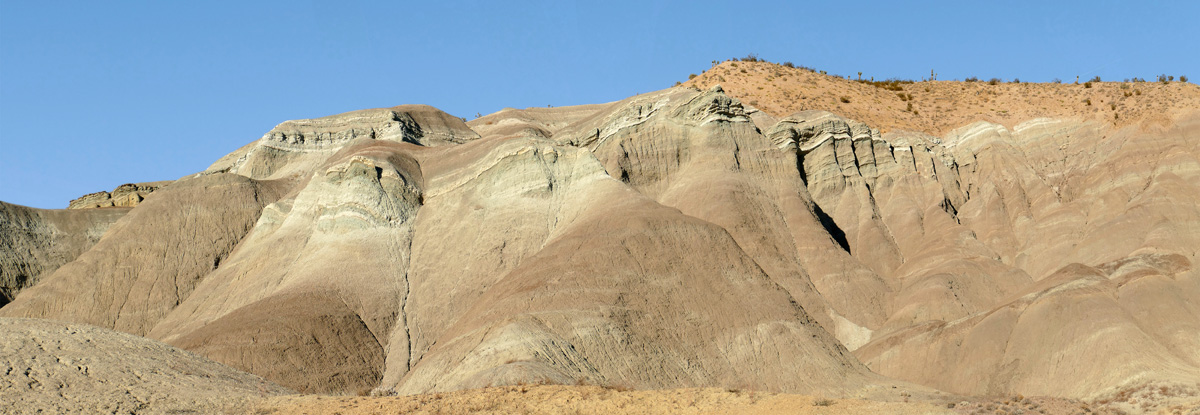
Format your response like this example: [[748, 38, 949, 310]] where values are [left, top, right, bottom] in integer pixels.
[[66, 181, 170, 209], [3, 81, 1198, 402], [206, 105, 480, 181]]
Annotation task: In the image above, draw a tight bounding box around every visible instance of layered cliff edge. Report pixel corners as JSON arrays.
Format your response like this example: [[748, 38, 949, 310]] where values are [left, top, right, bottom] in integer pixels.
[[3, 69, 1199, 410]]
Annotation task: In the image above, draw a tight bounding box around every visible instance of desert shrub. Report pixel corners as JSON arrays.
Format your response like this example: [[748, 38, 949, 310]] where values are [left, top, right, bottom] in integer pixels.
[[1159, 74, 1169, 83], [1135, 89, 1142, 95], [1012, 78, 1020, 83], [988, 78, 1001, 85], [866, 78, 912, 91], [1168, 75, 1175, 81], [1052, 78, 1062, 83], [1111, 103, 1117, 110], [965, 76, 980, 82], [906, 102, 913, 112], [839, 96, 851, 103], [1084, 81, 1093, 88], [813, 398, 835, 406], [1085, 98, 1092, 105], [673, 81, 681, 86], [1090, 76, 1102, 82], [782, 61, 794, 68], [897, 92, 908, 100], [1181, 75, 1189, 82], [742, 53, 759, 62]]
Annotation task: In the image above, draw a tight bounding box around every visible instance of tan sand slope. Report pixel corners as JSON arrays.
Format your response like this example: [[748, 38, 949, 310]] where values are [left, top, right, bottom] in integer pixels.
[[685, 60, 1199, 136]]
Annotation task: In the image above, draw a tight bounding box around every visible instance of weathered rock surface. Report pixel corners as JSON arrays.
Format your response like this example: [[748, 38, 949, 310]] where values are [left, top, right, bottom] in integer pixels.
[[66, 181, 170, 209], [0, 318, 289, 414], [206, 105, 480, 180]]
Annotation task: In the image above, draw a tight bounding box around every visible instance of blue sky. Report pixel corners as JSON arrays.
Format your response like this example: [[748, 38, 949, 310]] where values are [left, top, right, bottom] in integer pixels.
[[2, 1, 1197, 208]]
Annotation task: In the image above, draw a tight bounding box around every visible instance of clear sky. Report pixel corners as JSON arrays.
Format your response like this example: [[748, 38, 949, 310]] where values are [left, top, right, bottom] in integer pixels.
[[2, 1, 1197, 208]]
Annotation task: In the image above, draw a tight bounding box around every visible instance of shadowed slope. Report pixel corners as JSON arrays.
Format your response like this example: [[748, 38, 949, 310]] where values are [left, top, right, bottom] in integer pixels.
[[0, 202, 128, 306]]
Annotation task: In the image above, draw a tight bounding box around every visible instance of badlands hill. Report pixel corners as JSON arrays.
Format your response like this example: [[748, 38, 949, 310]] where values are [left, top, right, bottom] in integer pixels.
[[2, 62, 1199, 413]]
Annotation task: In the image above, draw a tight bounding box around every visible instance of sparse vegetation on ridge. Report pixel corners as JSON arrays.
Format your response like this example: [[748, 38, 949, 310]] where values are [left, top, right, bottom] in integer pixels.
[[680, 57, 1200, 135]]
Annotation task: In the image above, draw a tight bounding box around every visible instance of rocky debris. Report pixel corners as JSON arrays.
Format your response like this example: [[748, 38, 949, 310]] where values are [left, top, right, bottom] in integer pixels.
[[66, 181, 170, 209], [0, 318, 289, 414]]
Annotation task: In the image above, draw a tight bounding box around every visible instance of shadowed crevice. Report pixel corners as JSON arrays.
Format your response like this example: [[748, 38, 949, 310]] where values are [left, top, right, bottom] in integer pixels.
[[812, 202, 850, 253]]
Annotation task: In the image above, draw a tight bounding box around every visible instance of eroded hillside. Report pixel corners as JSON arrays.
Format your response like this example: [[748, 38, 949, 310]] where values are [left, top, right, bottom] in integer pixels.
[[3, 64, 1199, 412]]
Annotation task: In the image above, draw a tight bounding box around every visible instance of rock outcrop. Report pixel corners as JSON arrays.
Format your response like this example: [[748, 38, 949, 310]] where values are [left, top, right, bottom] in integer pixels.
[[66, 181, 170, 209]]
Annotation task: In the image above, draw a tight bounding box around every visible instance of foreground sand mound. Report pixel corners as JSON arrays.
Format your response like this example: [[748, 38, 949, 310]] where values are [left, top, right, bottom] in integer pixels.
[[0, 318, 289, 414], [254, 385, 954, 415]]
